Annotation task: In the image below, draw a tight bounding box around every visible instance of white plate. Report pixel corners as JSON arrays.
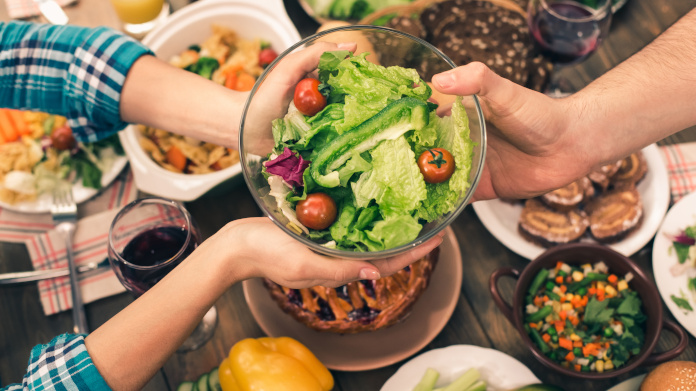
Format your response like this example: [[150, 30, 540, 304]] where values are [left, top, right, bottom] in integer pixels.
[[380, 344, 540, 391], [242, 227, 462, 371], [652, 190, 696, 339], [606, 374, 646, 391], [472, 144, 670, 260], [0, 156, 128, 214], [119, 0, 301, 201]]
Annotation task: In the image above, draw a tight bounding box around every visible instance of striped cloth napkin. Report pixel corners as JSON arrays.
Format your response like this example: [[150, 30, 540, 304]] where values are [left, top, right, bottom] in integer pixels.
[[4, 0, 76, 20], [658, 142, 696, 205], [0, 168, 138, 315]]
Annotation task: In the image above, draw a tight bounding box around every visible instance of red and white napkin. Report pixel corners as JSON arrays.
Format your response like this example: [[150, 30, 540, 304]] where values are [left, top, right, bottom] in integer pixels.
[[27, 208, 127, 315], [658, 142, 696, 205], [0, 169, 138, 315], [4, 0, 76, 20]]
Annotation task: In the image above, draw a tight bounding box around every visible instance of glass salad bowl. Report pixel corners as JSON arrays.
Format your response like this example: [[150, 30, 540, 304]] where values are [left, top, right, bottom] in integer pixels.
[[239, 25, 486, 259]]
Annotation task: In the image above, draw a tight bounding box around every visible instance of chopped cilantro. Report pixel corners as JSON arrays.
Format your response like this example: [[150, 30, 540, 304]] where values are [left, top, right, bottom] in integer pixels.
[[689, 277, 696, 293], [584, 296, 615, 324], [671, 293, 694, 312], [673, 241, 691, 264], [617, 291, 643, 317]]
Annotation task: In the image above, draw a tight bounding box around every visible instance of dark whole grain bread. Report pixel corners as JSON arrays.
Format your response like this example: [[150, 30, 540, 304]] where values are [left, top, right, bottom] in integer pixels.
[[385, 15, 428, 40]]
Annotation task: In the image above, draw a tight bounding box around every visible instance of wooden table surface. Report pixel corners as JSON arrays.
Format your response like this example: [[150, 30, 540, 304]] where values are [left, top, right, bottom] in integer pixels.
[[1, 0, 695, 390]]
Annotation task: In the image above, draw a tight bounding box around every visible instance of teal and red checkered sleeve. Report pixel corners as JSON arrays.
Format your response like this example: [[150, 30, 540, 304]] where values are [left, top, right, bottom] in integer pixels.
[[0, 21, 153, 143], [1, 334, 110, 391]]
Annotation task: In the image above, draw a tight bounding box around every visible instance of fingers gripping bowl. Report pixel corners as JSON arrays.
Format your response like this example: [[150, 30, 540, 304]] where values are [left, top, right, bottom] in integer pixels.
[[239, 26, 486, 259]]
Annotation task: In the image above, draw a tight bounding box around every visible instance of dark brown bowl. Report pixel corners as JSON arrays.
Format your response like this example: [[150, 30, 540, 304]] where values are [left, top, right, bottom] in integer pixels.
[[489, 242, 688, 380]]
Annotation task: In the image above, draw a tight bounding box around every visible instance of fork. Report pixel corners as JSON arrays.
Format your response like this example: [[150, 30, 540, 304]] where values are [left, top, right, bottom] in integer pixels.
[[51, 184, 89, 334]]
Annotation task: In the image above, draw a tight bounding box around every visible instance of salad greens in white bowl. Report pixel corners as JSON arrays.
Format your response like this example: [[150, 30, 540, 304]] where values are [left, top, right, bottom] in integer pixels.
[[239, 25, 486, 259]]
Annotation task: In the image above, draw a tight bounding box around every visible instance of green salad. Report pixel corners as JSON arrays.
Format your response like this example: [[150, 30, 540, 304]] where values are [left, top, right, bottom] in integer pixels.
[[303, 0, 414, 20], [263, 51, 475, 252]]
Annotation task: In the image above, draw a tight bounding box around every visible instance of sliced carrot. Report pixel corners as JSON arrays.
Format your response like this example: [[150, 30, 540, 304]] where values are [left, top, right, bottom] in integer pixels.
[[559, 285, 567, 293], [556, 276, 564, 284], [559, 337, 573, 350], [565, 351, 575, 362], [533, 295, 543, 307], [224, 71, 238, 90], [7, 109, 28, 135], [574, 364, 582, 372], [0, 109, 19, 142], [573, 341, 583, 348], [166, 145, 187, 172], [588, 287, 597, 295], [554, 320, 565, 333], [569, 316, 580, 326], [235, 72, 256, 91], [556, 261, 563, 270], [542, 333, 551, 343], [607, 274, 618, 284], [529, 322, 538, 329], [559, 310, 567, 321]]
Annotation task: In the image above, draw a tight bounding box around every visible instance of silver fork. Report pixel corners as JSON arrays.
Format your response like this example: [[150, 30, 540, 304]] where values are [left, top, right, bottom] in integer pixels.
[[51, 184, 89, 334]]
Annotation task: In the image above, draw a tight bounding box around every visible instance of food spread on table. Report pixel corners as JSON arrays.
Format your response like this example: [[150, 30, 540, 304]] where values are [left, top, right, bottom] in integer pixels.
[[518, 151, 647, 247], [138, 25, 278, 174], [0, 108, 122, 204], [665, 220, 696, 313], [302, 0, 416, 20], [525, 261, 646, 373], [263, 50, 474, 252]]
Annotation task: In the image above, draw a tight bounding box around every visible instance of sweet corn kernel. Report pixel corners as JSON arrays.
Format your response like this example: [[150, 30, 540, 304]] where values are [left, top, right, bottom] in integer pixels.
[[570, 333, 581, 341], [552, 302, 562, 313], [572, 271, 584, 282], [545, 315, 554, 323], [617, 280, 628, 291], [565, 293, 575, 301], [562, 303, 573, 311], [581, 263, 592, 270], [597, 281, 606, 290], [605, 285, 617, 297], [596, 360, 605, 373], [604, 360, 614, 370]]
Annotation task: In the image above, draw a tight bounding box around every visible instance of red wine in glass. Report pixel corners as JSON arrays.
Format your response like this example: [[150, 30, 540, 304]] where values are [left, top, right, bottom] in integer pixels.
[[528, 0, 612, 96], [108, 197, 216, 351], [116, 225, 198, 296]]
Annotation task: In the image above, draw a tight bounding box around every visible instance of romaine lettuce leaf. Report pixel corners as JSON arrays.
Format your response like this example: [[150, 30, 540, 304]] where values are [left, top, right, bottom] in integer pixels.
[[365, 213, 421, 250], [415, 97, 475, 222], [352, 135, 427, 212]]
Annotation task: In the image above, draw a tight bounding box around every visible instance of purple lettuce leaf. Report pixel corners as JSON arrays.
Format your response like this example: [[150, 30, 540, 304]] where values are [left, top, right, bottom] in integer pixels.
[[263, 147, 310, 188]]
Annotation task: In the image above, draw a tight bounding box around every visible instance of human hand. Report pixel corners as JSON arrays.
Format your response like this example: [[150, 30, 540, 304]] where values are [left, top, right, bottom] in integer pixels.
[[242, 42, 356, 154], [432, 62, 594, 201], [209, 217, 443, 289]]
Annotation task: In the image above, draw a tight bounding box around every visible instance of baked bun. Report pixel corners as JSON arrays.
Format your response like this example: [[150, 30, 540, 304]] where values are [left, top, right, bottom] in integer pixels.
[[640, 361, 696, 391], [263, 247, 439, 334], [585, 185, 643, 243], [518, 198, 589, 247]]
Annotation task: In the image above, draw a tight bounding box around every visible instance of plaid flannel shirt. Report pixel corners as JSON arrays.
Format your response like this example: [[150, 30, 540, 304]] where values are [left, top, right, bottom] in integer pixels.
[[2, 334, 109, 391], [0, 21, 152, 142]]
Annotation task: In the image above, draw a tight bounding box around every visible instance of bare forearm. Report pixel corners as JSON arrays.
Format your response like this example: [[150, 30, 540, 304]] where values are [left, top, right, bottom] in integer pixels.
[[570, 8, 696, 165], [84, 227, 248, 390], [120, 55, 247, 149]]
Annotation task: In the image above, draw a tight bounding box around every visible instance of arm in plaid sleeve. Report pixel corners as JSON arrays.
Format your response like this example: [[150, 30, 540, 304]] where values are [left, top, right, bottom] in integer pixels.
[[0, 21, 152, 143], [1, 334, 109, 391]]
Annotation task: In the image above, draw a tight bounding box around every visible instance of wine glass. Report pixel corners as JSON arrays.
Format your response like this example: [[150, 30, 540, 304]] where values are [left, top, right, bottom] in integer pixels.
[[528, 0, 612, 97], [107, 197, 217, 352]]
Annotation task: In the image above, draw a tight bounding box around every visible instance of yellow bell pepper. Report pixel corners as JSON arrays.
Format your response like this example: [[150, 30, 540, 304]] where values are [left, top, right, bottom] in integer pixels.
[[222, 336, 333, 391]]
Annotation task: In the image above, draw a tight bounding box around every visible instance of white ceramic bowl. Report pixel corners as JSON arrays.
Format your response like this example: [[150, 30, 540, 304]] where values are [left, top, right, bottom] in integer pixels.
[[118, 0, 301, 201]]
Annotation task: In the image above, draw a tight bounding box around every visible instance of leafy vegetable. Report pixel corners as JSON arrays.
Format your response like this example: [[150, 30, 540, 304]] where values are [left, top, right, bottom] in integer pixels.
[[671, 292, 694, 312], [584, 296, 615, 324], [304, 0, 414, 20], [263, 148, 311, 188]]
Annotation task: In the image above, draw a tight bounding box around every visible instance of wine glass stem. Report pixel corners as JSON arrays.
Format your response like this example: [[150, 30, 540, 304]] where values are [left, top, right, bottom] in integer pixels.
[[546, 63, 574, 98]]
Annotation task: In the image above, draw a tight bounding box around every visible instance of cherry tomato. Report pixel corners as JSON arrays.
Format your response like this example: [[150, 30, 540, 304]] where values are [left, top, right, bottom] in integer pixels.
[[296, 192, 337, 230], [417, 148, 456, 184], [50, 125, 76, 151], [293, 78, 327, 117], [258, 47, 278, 67]]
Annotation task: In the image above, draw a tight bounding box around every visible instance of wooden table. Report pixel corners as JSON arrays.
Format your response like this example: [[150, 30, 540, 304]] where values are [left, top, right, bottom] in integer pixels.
[[1, 0, 695, 390]]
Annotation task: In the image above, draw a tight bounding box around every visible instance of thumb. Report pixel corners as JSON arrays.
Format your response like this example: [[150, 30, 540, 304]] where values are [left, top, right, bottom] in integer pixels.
[[432, 62, 540, 120]]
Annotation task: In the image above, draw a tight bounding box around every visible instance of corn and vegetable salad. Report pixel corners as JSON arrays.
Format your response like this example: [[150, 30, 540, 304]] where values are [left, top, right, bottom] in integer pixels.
[[525, 261, 646, 373]]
